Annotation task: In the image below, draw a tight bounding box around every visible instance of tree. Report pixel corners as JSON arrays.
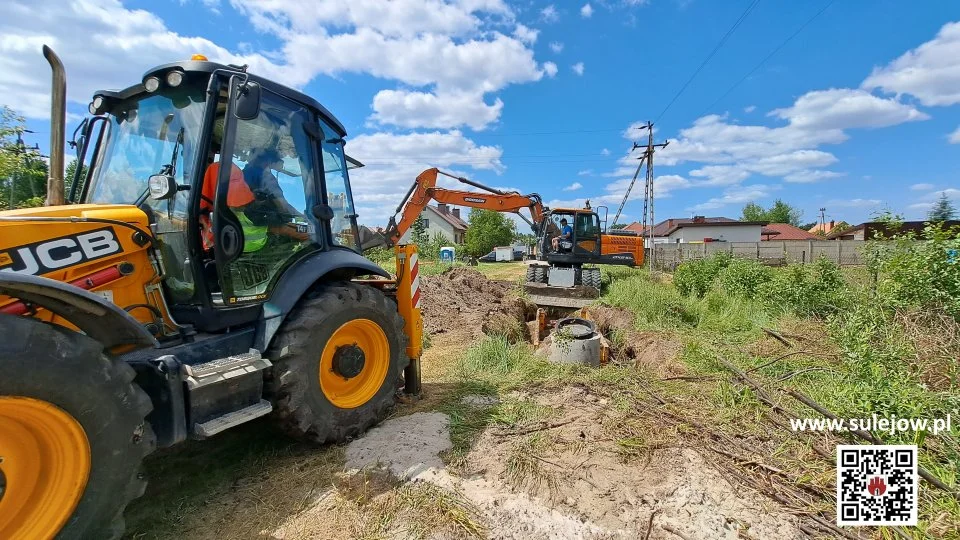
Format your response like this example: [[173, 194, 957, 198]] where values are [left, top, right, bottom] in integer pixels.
[[411, 215, 428, 246], [610, 223, 628, 230], [464, 209, 515, 257], [928, 192, 957, 222], [0, 106, 46, 210], [65, 159, 89, 200], [740, 199, 803, 226]]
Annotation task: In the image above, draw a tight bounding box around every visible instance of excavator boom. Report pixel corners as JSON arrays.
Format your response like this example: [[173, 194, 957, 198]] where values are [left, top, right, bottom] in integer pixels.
[[385, 168, 544, 246]]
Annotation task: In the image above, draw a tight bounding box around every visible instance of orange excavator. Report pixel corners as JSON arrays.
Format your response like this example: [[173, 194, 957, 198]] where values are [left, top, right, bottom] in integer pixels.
[[383, 168, 644, 307]]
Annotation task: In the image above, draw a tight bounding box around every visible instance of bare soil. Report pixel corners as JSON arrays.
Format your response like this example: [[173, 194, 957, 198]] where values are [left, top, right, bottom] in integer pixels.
[[334, 387, 803, 540], [586, 306, 684, 377], [420, 267, 535, 339]]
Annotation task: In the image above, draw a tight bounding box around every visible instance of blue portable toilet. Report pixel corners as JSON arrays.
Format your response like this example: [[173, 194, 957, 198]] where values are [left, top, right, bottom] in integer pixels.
[[440, 246, 456, 263]]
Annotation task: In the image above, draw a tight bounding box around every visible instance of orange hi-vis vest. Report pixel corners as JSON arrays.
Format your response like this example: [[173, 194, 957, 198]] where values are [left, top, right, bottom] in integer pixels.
[[200, 161, 265, 251]]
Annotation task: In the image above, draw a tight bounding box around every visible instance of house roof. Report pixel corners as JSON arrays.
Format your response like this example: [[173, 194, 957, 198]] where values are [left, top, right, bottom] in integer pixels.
[[761, 223, 821, 241], [624, 217, 740, 237], [808, 221, 842, 235], [826, 223, 864, 239], [427, 204, 468, 231], [662, 218, 765, 236]]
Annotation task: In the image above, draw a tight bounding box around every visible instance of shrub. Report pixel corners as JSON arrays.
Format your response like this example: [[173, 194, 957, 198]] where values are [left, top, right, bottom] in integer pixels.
[[717, 258, 773, 299], [756, 257, 847, 317], [867, 223, 960, 319], [674, 251, 732, 298]]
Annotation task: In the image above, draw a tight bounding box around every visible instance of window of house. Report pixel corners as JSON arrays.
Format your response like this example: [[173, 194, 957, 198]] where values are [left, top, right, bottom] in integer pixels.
[[423, 218, 430, 228]]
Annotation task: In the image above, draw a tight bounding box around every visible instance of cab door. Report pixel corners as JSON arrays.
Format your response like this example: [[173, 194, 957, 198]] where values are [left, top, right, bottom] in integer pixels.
[[212, 81, 320, 304]]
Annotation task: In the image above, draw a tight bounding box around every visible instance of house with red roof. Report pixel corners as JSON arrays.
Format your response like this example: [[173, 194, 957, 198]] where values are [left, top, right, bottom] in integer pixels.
[[761, 223, 821, 241]]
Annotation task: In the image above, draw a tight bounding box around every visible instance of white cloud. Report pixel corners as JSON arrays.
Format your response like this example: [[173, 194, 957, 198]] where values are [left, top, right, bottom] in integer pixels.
[[234, 0, 514, 39], [542, 61, 558, 78], [601, 148, 610, 155], [910, 183, 935, 191], [2, 0, 548, 128], [563, 182, 583, 191], [782, 170, 845, 183], [578, 169, 593, 176], [744, 105, 756, 113], [949, 126, 960, 144], [549, 41, 564, 53], [770, 88, 928, 131], [688, 184, 777, 212], [0, 0, 293, 118], [348, 130, 505, 225], [688, 166, 750, 187], [863, 21, 960, 106], [540, 4, 559, 23], [572, 62, 585, 76], [581, 3, 593, 18], [513, 23, 539, 44], [370, 89, 503, 130], [824, 198, 882, 208]]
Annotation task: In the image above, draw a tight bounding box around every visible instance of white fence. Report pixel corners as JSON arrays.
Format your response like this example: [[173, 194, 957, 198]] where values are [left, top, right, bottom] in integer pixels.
[[649, 240, 867, 271]]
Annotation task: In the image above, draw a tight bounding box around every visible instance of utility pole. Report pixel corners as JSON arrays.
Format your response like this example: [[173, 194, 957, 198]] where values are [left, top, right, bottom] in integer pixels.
[[819, 207, 826, 233], [628, 121, 668, 271]]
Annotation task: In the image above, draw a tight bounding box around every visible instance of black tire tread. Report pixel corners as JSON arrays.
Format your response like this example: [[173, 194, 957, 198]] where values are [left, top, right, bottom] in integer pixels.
[[0, 315, 155, 540], [265, 282, 408, 444]]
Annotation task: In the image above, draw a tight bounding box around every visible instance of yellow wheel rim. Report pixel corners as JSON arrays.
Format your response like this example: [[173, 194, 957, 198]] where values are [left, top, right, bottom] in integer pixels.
[[0, 396, 91, 540], [319, 319, 391, 409]]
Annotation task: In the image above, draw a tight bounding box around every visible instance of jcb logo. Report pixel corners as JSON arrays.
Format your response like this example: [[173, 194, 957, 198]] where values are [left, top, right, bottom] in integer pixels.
[[0, 228, 123, 276], [463, 196, 487, 203]]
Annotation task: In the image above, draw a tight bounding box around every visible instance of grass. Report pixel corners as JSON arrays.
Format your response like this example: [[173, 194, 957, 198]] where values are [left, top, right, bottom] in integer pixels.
[[598, 263, 960, 537]]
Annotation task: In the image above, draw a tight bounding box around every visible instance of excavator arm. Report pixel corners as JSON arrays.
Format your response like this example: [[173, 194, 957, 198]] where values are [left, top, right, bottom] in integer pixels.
[[384, 168, 546, 246]]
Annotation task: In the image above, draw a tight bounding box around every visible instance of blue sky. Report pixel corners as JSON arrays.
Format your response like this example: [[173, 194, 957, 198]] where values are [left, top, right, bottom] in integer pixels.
[[4, 0, 960, 227]]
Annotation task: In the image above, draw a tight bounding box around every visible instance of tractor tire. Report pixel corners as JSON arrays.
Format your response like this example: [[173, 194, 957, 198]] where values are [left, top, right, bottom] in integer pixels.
[[583, 268, 601, 290], [266, 282, 408, 444], [0, 315, 155, 540], [525, 265, 536, 283], [534, 266, 547, 284]]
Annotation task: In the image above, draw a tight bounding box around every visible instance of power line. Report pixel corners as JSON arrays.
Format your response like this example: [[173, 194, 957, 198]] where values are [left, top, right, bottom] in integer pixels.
[[654, 0, 762, 124], [697, 0, 836, 117]]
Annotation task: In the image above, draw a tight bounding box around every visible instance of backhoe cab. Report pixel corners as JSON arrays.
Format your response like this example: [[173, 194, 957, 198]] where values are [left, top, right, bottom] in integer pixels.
[[0, 51, 422, 539]]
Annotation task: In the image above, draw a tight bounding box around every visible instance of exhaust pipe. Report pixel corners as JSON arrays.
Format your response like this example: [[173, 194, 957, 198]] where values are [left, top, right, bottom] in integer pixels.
[[43, 45, 66, 206]]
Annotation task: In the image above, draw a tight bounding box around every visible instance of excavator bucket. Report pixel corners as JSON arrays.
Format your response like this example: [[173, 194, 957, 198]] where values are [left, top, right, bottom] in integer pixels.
[[523, 282, 599, 309]]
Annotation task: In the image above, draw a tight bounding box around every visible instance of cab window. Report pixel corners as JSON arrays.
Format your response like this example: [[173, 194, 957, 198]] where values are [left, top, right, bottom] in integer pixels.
[[319, 120, 359, 250]]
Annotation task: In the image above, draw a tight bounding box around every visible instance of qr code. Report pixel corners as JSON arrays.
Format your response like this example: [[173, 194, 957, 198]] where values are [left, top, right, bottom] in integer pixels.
[[837, 445, 918, 526]]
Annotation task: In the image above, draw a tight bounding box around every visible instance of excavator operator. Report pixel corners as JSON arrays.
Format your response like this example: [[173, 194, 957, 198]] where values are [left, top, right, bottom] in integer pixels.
[[551, 218, 572, 252]]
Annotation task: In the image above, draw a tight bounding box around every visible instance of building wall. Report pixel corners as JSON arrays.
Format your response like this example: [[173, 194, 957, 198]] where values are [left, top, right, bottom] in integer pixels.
[[668, 225, 762, 243], [398, 206, 464, 244]]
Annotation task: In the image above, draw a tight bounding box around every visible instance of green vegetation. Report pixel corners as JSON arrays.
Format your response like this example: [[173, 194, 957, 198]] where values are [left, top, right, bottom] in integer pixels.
[[928, 192, 957, 222], [464, 209, 515, 257], [741, 199, 803, 226], [601, 236, 960, 533]]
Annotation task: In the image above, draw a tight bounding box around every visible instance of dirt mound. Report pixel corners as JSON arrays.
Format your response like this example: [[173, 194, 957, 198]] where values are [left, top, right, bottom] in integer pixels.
[[420, 267, 535, 339], [587, 306, 684, 377]]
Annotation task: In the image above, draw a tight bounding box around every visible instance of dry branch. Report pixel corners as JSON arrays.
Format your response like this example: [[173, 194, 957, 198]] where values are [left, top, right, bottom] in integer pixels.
[[762, 327, 793, 348]]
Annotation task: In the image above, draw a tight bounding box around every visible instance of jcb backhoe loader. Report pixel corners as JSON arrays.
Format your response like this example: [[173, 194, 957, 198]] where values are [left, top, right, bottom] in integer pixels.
[[0, 48, 423, 539], [382, 168, 644, 307]]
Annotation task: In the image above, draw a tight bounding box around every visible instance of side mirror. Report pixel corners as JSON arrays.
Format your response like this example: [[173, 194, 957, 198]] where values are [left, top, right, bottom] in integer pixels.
[[148, 174, 177, 200], [234, 81, 261, 120]]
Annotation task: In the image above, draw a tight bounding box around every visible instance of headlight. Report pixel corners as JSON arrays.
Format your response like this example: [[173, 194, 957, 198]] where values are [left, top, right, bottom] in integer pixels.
[[144, 76, 160, 93], [88, 96, 104, 115], [166, 70, 184, 87]]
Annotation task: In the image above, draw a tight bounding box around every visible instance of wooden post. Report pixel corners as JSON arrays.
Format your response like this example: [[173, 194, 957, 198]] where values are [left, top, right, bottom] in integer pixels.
[[807, 240, 814, 264], [837, 240, 842, 265]]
